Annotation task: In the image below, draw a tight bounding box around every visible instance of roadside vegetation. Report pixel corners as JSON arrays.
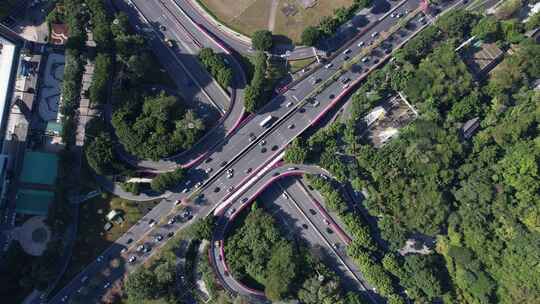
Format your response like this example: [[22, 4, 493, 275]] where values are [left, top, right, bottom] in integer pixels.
[[225, 203, 368, 303], [243, 51, 287, 113], [112, 92, 205, 160], [198, 48, 233, 89], [286, 8, 540, 303], [301, 0, 373, 46], [122, 217, 215, 304]]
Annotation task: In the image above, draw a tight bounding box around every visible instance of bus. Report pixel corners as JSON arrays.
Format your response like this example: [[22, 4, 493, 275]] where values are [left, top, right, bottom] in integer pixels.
[[259, 115, 274, 128]]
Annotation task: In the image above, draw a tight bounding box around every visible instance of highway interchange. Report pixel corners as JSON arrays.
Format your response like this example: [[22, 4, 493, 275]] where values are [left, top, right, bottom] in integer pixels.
[[42, 0, 467, 302]]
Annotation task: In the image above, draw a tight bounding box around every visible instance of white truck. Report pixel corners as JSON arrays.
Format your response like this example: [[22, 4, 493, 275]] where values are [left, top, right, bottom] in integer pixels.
[[259, 115, 274, 128]]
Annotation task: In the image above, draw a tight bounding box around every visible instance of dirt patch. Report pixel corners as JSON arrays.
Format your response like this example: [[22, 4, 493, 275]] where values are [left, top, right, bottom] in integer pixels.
[[200, 0, 353, 42], [274, 0, 353, 42]]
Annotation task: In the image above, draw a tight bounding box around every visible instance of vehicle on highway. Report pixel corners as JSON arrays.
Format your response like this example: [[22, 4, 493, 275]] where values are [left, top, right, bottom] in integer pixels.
[[343, 48, 352, 54], [154, 235, 163, 242], [195, 182, 202, 188], [260, 115, 274, 128], [324, 63, 333, 69], [362, 57, 369, 62], [205, 167, 213, 174], [288, 124, 295, 129], [182, 188, 189, 193], [165, 38, 175, 48], [312, 100, 320, 107], [168, 217, 176, 225], [286, 101, 293, 107], [371, 31, 378, 38], [149, 219, 156, 227], [175, 199, 182, 206], [287, 167, 298, 171]]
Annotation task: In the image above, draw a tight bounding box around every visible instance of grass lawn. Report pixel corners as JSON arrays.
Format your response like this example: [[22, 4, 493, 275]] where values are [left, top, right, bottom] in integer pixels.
[[199, 0, 353, 43], [288, 57, 316, 73], [59, 194, 158, 289]]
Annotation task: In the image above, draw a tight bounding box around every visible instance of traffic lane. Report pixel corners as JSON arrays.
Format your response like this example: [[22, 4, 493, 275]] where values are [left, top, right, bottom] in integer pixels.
[[51, 0, 442, 302], [174, 0, 419, 182], [172, 0, 251, 53], [59, 0, 446, 300], [48, 200, 203, 303], [133, 0, 230, 112], [196, 14, 420, 209], [279, 179, 377, 294], [269, 180, 370, 292], [115, 0, 223, 119]]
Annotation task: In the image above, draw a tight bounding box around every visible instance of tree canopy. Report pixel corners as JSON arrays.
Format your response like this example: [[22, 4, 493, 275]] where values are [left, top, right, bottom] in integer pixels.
[[112, 92, 205, 160], [251, 30, 273, 51]]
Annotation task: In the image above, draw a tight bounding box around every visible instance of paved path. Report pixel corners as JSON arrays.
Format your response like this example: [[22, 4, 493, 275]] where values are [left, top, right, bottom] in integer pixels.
[[268, 0, 280, 31]]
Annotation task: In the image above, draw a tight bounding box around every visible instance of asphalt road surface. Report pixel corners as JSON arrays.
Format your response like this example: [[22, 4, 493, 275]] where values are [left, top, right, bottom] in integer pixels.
[[43, 0, 466, 302]]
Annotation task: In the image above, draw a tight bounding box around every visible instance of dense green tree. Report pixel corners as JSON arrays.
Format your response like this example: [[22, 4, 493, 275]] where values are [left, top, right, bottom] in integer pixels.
[[150, 168, 186, 192], [89, 53, 112, 106], [298, 276, 343, 304], [111, 12, 130, 37], [125, 268, 159, 302], [435, 9, 477, 40], [85, 132, 115, 175], [265, 242, 296, 301], [189, 216, 215, 240], [301, 26, 322, 46], [198, 48, 233, 88], [284, 138, 308, 164], [472, 16, 501, 42], [112, 92, 205, 160], [251, 30, 273, 51]]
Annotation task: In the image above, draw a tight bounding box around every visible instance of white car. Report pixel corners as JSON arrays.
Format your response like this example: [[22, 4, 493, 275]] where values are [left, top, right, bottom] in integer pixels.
[[324, 63, 333, 69], [128, 256, 136, 263], [149, 219, 156, 227], [357, 41, 364, 47], [195, 182, 202, 188], [286, 101, 293, 107], [103, 282, 111, 289], [81, 275, 88, 283], [205, 167, 213, 174], [371, 32, 378, 38], [343, 48, 352, 54], [182, 188, 189, 193]]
